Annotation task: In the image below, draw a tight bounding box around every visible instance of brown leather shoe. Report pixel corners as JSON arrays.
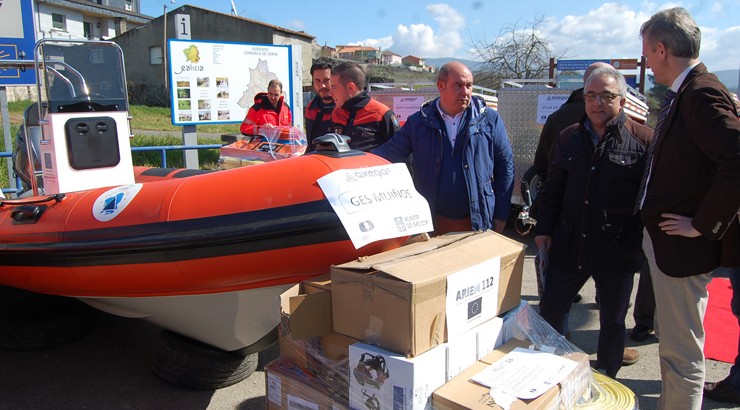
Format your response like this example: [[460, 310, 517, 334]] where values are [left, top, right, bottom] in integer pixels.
[[622, 348, 639, 366]]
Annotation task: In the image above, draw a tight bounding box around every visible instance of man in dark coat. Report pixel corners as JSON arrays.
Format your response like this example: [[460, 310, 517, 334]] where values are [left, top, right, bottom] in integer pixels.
[[638, 7, 740, 409], [535, 66, 653, 378]]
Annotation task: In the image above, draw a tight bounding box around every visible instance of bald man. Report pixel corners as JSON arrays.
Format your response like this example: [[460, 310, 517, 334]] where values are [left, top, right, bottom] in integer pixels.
[[373, 61, 514, 235]]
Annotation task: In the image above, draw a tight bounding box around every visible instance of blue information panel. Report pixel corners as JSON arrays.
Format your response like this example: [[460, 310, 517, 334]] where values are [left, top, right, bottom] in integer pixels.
[[0, 0, 37, 86], [556, 59, 611, 71]]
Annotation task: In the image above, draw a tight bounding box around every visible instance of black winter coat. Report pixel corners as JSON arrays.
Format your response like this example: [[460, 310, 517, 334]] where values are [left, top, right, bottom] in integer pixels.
[[535, 111, 653, 274]]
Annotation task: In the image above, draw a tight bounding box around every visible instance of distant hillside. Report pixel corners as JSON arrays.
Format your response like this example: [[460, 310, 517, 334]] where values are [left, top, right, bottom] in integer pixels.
[[714, 69, 739, 94]]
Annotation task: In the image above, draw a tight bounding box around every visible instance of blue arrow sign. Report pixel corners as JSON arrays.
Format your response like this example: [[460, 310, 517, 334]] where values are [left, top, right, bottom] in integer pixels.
[[0, 0, 37, 86]]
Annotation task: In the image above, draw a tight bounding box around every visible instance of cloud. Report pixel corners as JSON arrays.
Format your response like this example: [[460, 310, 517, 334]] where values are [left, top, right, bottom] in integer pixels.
[[542, 3, 651, 61], [701, 25, 740, 71], [286, 19, 305, 31], [349, 3, 466, 58], [539, 2, 739, 71]]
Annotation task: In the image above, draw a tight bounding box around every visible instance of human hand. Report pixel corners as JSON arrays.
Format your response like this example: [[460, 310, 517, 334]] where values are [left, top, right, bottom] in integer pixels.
[[534, 235, 552, 253], [658, 213, 701, 237]]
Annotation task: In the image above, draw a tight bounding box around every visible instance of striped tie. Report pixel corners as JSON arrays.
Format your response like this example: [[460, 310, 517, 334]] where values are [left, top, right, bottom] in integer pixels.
[[634, 89, 677, 214]]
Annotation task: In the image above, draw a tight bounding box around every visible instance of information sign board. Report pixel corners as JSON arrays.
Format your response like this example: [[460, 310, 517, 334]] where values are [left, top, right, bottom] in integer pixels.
[[168, 39, 298, 126]]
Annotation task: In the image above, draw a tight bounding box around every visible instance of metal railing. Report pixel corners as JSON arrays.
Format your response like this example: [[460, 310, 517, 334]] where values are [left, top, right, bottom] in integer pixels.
[[1, 143, 222, 197]]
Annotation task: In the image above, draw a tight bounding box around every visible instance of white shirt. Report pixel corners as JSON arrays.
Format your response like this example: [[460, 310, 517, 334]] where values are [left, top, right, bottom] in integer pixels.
[[437, 100, 463, 147]]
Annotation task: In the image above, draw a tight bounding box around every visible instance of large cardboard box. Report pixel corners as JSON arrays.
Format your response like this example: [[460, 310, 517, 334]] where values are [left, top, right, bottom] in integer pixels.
[[331, 231, 525, 356], [349, 342, 447, 410], [433, 339, 590, 410]]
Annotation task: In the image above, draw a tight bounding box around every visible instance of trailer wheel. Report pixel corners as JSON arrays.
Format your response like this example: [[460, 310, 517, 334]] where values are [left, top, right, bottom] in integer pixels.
[[521, 166, 543, 206], [0, 288, 97, 351], [151, 329, 259, 390]]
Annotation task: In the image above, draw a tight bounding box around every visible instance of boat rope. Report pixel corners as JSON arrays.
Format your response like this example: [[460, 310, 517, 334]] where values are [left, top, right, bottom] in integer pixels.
[[0, 194, 66, 207]]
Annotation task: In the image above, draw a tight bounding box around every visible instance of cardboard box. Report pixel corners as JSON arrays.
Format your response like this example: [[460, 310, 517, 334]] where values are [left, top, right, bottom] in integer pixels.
[[433, 339, 591, 410], [332, 231, 525, 356], [266, 359, 340, 410], [278, 277, 357, 383], [349, 342, 447, 410], [475, 316, 505, 360], [280, 276, 334, 340]]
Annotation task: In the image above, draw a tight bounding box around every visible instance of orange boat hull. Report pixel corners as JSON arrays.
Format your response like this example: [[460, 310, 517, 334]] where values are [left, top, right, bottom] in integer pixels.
[[0, 151, 407, 298]]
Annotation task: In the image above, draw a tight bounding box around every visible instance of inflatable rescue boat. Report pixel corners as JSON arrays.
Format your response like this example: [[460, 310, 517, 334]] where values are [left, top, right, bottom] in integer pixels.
[[0, 40, 407, 353]]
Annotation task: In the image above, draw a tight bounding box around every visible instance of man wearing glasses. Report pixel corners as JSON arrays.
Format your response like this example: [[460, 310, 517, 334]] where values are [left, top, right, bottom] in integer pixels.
[[534, 66, 653, 378]]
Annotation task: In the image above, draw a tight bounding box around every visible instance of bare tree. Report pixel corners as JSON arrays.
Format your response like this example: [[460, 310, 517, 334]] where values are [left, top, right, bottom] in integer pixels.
[[470, 15, 569, 89]]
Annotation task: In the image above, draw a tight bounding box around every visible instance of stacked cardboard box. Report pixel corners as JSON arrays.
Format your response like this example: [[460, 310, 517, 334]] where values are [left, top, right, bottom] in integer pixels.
[[265, 231, 593, 410]]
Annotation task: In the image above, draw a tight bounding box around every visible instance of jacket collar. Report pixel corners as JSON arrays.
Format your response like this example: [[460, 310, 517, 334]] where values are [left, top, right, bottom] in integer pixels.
[[340, 91, 371, 111]]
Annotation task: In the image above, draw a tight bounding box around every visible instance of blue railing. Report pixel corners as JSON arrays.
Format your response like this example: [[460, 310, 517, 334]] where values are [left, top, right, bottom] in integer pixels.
[[131, 143, 222, 168], [1, 143, 222, 196]]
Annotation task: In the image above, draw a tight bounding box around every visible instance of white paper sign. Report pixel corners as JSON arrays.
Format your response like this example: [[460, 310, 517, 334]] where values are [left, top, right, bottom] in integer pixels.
[[536, 94, 570, 124], [445, 257, 501, 338], [471, 348, 579, 400], [317, 163, 433, 248]]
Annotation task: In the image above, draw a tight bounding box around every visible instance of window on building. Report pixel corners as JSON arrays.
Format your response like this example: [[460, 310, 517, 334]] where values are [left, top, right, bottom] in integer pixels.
[[150, 47, 163, 65], [52, 13, 66, 30], [83, 22, 92, 39], [124, 0, 133, 11]]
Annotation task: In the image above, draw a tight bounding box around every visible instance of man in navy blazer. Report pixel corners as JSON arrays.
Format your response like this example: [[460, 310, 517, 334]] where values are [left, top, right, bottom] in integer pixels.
[[639, 7, 740, 409]]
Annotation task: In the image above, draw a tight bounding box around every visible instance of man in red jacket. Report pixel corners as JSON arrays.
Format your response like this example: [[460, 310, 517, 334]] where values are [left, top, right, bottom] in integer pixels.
[[240, 79, 292, 136], [330, 62, 399, 151]]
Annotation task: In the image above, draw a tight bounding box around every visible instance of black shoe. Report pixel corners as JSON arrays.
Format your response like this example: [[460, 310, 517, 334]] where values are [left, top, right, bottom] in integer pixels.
[[704, 380, 740, 404], [630, 325, 653, 342]]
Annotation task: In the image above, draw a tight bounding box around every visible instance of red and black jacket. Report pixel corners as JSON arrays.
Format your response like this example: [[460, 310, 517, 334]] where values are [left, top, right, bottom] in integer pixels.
[[331, 91, 400, 151], [240, 92, 292, 136], [304, 95, 335, 148]]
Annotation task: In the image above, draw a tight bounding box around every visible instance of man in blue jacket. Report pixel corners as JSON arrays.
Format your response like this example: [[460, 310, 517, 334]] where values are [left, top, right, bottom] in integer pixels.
[[373, 61, 514, 234]]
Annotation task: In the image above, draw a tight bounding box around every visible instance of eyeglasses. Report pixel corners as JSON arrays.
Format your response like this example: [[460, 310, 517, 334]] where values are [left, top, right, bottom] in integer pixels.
[[584, 91, 620, 103]]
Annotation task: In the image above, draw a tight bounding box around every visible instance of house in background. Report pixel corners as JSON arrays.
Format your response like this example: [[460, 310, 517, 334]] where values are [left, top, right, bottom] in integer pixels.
[[381, 50, 402, 65], [402, 55, 425, 68], [5, 0, 150, 101], [35, 0, 150, 41], [336, 45, 380, 64], [113, 5, 315, 106], [318, 44, 337, 59]]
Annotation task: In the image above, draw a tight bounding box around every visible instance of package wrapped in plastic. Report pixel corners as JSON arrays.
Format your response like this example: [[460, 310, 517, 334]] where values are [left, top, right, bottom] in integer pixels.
[[264, 357, 349, 409], [501, 301, 639, 410], [219, 126, 307, 167], [274, 316, 352, 405], [502, 300, 583, 356]]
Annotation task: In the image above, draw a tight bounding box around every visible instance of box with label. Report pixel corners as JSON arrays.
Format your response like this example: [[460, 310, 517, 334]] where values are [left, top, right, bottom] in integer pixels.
[[266, 359, 341, 410], [349, 342, 447, 410], [332, 231, 525, 356], [432, 339, 591, 410]]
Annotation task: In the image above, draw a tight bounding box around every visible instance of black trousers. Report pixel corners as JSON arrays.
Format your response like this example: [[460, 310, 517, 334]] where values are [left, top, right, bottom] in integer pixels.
[[539, 264, 635, 377]]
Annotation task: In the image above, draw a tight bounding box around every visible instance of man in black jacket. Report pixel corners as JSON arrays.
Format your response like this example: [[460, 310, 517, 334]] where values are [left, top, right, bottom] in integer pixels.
[[304, 59, 335, 148], [535, 66, 653, 378]]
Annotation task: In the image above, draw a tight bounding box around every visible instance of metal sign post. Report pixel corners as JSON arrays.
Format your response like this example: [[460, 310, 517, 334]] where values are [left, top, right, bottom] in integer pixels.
[[1, 0, 37, 194]]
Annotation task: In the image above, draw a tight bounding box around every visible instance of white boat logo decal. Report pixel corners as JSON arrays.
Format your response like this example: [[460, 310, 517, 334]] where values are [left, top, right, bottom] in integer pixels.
[[93, 184, 143, 222]]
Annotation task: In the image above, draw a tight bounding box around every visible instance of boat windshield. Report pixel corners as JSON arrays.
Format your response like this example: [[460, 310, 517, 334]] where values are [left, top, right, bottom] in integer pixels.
[[38, 40, 128, 114]]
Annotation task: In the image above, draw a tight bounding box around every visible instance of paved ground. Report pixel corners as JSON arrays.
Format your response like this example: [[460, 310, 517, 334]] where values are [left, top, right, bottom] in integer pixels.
[[0, 228, 735, 409]]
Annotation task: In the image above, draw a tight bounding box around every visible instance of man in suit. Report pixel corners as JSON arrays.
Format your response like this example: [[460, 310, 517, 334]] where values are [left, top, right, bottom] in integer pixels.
[[638, 7, 740, 409]]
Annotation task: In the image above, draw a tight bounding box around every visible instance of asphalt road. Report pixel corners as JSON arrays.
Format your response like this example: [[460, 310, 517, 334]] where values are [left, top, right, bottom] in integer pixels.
[[0, 228, 735, 410]]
